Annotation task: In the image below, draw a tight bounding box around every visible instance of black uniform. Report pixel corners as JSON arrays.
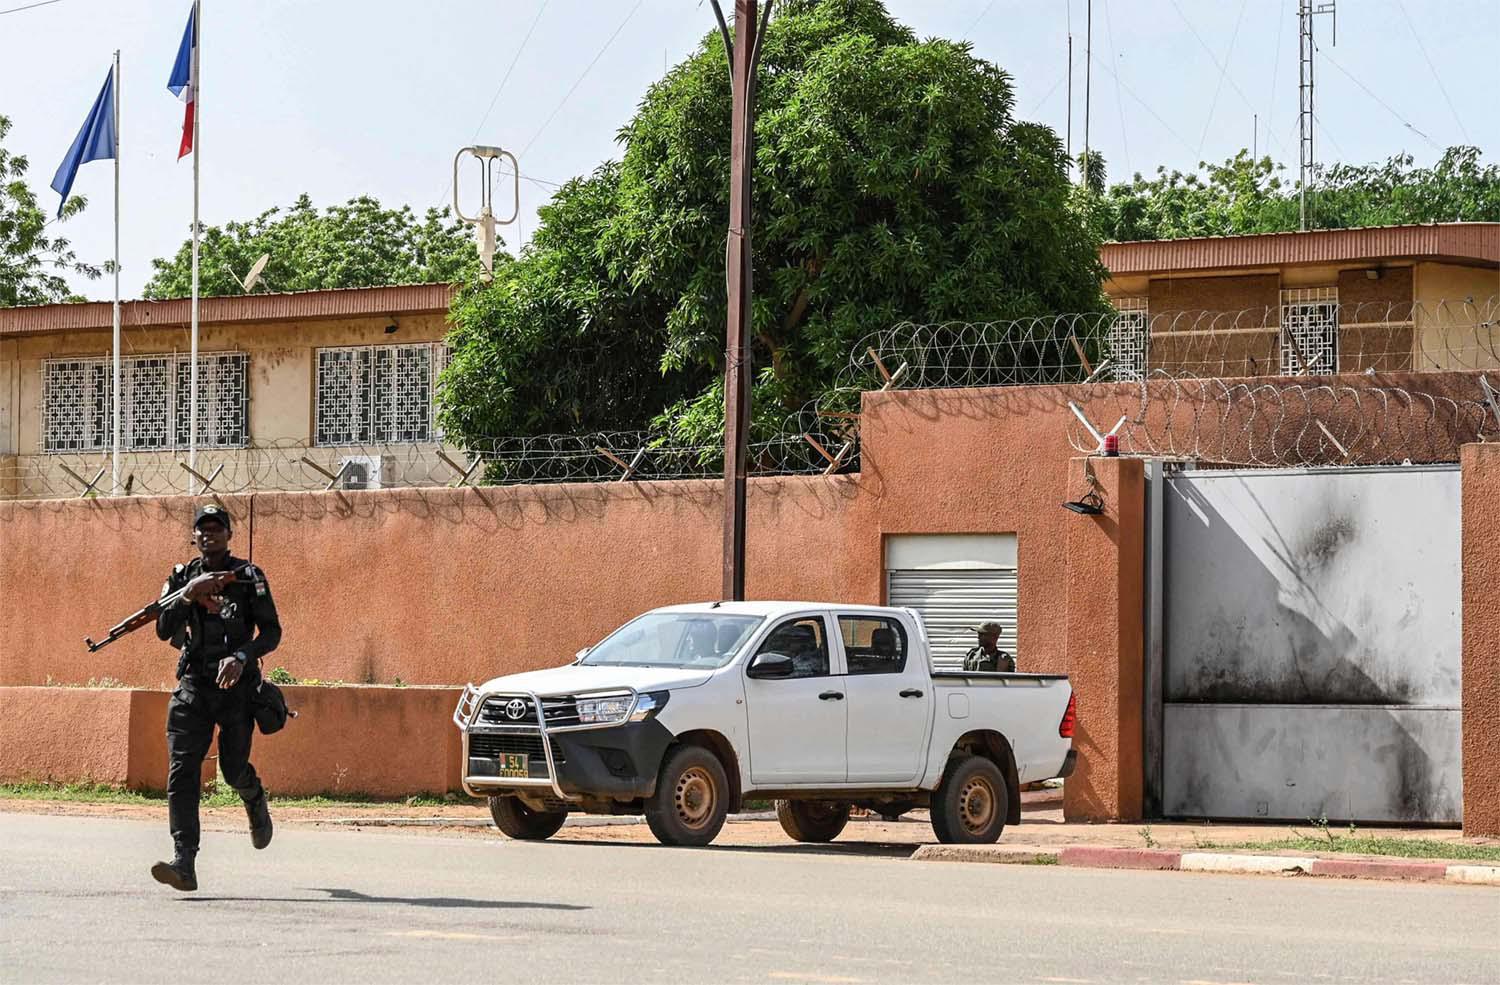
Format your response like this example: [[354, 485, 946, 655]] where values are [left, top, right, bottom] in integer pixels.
[[155, 555, 281, 860], [963, 645, 1016, 673]]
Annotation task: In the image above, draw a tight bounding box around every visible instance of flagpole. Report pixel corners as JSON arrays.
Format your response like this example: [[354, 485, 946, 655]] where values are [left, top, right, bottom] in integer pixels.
[[188, 0, 201, 492], [111, 50, 122, 496]]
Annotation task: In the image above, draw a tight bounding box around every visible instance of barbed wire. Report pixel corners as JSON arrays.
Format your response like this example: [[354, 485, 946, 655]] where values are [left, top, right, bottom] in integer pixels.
[[0, 425, 857, 500], [1063, 376, 1497, 468], [5, 298, 1497, 499], [848, 298, 1500, 392]]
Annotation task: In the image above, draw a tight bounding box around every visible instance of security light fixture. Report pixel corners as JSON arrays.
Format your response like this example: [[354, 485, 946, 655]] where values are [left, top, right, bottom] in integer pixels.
[[1061, 493, 1105, 515], [384, 321, 398, 335], [1063, 463, 1106, 515]]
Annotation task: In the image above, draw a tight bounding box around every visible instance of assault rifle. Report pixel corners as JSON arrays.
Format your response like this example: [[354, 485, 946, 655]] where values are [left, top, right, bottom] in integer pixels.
[[84, 567, 247, 653]]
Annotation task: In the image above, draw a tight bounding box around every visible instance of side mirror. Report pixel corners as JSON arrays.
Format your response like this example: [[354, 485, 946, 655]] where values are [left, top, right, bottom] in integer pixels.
[[747, 651, 794, 679], [574, 647, 591, 663]]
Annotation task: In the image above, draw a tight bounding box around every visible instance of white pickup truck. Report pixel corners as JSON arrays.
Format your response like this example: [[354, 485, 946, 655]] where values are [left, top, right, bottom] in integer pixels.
[[453, 601, 1076, 847]]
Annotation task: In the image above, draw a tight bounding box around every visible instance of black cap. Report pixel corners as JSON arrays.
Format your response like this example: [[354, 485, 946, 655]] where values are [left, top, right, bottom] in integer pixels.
[[193, 503, 232, 532]]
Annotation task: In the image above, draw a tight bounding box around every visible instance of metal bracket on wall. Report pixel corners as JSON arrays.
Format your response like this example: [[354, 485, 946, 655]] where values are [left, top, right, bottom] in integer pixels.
[[59, 464, 106, 499], [178, 461, 224, 498], [436, 450, 483, 487], [1480, 375, 1500, 438], [594, 445, 646, 482], [298, 457, 353, 511], [802, 433, 852, 476]]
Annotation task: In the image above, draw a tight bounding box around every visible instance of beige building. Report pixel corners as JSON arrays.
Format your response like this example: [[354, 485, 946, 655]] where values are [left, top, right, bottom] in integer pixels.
[[1101, 223, 1500, 378], [0, 285, 455, 499]]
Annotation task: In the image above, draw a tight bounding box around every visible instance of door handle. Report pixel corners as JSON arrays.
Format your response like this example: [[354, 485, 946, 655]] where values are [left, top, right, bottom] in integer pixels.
[[899, 688, 924, 698], [818, 691, 844, 701]]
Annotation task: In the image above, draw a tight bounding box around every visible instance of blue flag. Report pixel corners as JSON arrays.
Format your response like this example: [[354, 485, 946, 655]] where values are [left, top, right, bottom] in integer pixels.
[[51, 67, 117, 218]]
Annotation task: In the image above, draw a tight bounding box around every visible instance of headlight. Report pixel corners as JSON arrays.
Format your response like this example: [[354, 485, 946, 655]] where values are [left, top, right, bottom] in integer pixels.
[[577, 696, 633, 724], [629, 690, 670, 722]]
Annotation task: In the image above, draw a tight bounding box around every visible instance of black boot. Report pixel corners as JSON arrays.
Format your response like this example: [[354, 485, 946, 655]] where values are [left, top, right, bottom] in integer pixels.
[[246, 791, 273, 850], [150, 854, 197, 892]]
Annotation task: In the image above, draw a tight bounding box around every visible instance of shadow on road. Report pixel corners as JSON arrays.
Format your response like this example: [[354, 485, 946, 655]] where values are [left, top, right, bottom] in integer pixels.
[[183, 888, 588, 910], [552, 839, 918, 860]]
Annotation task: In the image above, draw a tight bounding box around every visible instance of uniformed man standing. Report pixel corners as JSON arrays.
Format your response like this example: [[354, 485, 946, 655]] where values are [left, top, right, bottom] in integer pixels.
[[150, 504, 282, 892], [963, 621, 1016, 673]]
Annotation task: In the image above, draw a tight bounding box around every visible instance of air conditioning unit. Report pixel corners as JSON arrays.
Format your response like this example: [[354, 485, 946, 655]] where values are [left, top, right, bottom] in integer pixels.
[[337, 455, 395, 491]]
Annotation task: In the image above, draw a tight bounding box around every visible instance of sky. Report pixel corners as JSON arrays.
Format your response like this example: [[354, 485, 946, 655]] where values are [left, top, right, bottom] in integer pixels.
[[2, 0, 1497, 302]]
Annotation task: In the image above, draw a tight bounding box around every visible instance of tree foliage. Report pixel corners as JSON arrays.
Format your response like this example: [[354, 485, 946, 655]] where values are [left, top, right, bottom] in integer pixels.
[[0, 114, 101, 307], [441, 0, 1104, 446], [1088, 145, 1500, 242], [143, 194, 479, 298]]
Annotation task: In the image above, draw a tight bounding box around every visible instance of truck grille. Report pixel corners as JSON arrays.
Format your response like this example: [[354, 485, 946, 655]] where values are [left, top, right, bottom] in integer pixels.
[[479, 696, 580, 728], [468, 731, 567, 767]]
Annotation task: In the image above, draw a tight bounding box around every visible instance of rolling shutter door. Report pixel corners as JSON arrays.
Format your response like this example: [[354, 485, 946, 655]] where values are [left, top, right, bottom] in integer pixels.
[[887, 568, 1019, 671]]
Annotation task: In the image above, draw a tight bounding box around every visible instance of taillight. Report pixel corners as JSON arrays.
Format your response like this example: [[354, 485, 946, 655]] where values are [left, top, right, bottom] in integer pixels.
[[1059, 693, 1077, 738]]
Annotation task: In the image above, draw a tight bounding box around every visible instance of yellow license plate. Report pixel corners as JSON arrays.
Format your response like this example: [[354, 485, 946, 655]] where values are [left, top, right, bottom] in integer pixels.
[[497, 753, 528, 778]]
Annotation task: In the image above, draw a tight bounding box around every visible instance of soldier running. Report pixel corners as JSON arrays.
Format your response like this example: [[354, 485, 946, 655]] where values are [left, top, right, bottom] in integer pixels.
[[150, 504, 281, 892]]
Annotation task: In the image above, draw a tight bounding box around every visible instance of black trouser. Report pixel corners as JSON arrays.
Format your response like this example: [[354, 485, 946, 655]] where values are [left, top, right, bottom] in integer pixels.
[[166, 676, 263, 857]]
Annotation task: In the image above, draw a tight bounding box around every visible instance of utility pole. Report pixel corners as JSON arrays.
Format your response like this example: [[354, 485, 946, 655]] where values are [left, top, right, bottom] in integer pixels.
[[1083, 0, 1092, 187], [1066, 32, 1073, 175], [710, 0, 771, 601], [1298, 0, 1336, 230]]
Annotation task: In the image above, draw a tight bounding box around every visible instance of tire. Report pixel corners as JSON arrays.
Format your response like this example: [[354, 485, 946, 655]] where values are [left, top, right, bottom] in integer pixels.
[[929, 755, 1008, 845], [488, 796, 568, 841], [776, 800, 851, 843], [645, 745, 730, 847]]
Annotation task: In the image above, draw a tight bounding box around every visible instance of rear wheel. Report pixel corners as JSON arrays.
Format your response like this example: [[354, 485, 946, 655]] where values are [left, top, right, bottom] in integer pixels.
[[776, 800, 851, 843], [488, 796, 568, 841], [646, 745, 729, 847], [930, 755, 1008, 844]]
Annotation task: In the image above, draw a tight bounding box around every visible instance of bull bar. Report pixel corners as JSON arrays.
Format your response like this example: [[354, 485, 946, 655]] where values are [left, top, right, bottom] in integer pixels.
[[452, 683, 641, 802]]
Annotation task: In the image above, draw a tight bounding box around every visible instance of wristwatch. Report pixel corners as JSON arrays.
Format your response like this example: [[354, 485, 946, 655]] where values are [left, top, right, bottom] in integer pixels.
[[232, 651, 248, 664]]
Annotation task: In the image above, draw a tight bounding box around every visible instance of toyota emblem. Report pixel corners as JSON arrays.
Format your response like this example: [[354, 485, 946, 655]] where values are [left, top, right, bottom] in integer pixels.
[[505, 699, 528, 721]]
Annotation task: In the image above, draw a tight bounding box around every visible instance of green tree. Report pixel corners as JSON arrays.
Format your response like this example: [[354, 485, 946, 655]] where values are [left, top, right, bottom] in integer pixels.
[[441, 0, 1104, 448], [1092, 145, 1500, 242], [0, 114, 102, 306], [143, 194, 479, 298]]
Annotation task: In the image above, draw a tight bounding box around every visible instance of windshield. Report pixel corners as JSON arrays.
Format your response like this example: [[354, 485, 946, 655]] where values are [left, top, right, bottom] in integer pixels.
[[580, 613, 764, 670]]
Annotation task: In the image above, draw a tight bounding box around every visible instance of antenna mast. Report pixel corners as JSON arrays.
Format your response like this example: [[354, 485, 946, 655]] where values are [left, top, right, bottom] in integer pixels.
[[1298, 0, 1336, 230]]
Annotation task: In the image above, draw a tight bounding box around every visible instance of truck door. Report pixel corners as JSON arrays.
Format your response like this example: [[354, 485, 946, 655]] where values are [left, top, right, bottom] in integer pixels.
[[743, 614, 848, 784], [837, 612, 932, 784]]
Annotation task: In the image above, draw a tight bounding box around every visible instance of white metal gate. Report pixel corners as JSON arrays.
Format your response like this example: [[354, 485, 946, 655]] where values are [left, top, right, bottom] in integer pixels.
[[1148, 464, 1462, 823], [885, 534, 1018, 671]]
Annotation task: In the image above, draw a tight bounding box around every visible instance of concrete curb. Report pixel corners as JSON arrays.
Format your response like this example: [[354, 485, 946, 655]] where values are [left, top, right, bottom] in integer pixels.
[[913, 844, 1500, 885], [911, 845, 1057, 865]]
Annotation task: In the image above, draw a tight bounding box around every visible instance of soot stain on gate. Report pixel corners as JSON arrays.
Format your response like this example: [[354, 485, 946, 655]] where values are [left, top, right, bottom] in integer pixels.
[[1176, 504, 1419, 706], [1297, 513, 1356, 571]]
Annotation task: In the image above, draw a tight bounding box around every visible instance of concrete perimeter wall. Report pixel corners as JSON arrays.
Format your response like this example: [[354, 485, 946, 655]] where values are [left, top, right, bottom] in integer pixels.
[[0, 686, 462, 796], [2, 373, 1494, 827], [1461, 443, 1500, 836]]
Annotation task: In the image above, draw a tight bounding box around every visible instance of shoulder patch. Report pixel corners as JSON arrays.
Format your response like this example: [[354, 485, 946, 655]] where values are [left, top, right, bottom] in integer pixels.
[[173, 563, 186, 575]]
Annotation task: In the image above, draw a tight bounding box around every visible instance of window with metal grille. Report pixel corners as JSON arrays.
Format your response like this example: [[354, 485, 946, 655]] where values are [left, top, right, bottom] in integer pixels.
[[1109, 297, 1149, 380], [315, 343, 444, 446], [42, 353, 248, 453], [1280, 287, 1338, 374]]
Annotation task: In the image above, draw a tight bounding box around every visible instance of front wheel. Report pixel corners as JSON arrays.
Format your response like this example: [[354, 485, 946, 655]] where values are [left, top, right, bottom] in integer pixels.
[[776, 800, 850, 843], [489, 796, 568, 841], [930, 755, 1008, 844], [646, 745, 729, 847]]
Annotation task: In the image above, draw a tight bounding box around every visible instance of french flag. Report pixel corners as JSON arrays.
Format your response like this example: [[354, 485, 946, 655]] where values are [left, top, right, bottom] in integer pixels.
[[167, 3, 197, 159]]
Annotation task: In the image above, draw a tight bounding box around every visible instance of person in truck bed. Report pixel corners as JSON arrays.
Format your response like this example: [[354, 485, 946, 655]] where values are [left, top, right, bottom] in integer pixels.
[[963, 621, 1016, 673]]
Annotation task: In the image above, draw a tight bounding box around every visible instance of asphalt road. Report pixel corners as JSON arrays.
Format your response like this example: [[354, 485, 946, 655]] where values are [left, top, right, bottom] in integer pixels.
[[1, 813, 1496, 985]]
